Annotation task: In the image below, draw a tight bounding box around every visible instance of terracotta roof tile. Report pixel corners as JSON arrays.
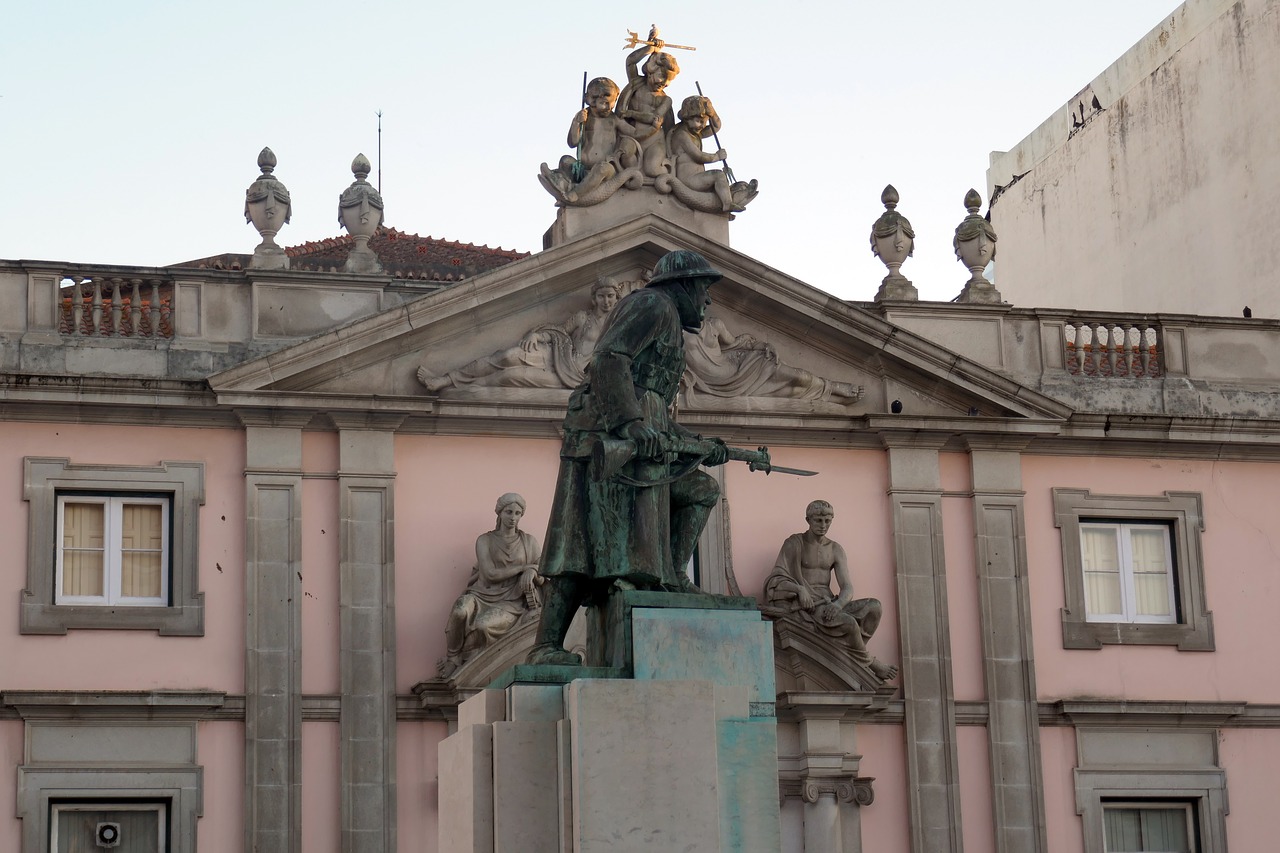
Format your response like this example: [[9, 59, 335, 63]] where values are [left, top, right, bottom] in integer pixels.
[[174, 226, 528, 280], [285, 226, 527, 279]]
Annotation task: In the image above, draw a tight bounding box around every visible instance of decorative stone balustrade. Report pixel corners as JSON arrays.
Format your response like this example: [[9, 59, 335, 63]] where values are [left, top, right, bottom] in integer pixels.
[[57, 275, 174, 339], [1063, 320, 1160, 378]]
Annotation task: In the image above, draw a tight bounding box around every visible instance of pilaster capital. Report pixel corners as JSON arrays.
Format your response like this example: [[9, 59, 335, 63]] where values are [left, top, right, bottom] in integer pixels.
[[327, 412, 407, 432], [873, 426, 953, 451], [959, 434, 1035, 453], [233, 408, 317, 429], [781, 775, 875, 805]]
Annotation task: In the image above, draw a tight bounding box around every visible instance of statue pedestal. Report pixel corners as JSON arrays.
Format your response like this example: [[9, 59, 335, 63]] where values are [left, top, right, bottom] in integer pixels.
[[543, 185, 732, 250], [438, 596, 781, 853]]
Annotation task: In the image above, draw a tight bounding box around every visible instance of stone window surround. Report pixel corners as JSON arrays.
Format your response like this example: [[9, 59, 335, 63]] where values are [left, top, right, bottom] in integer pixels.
[[1074, 768, 1228, 853], [1052, 488, 1213, 650], [22, 457, 204, 635], [7, 690, 219, 853], [19, 769, 202, 853], [1071, 723, 1230, 853]]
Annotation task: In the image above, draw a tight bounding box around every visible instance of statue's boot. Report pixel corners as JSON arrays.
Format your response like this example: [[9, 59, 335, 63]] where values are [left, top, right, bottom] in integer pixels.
[[526, 577, 583, 666], [667, 497, 715, 593]]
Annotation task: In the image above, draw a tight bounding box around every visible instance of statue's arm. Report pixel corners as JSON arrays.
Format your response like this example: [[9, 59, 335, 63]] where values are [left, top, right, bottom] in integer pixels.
[[590, 296, 661, 432], [566, 109, 589, 149], [592, 352, 644, 431], [669, 129, 715, 166], [831, 542, 855, 608], [624, 44, 652, 83], [617, 116, 656, 141], [770, 536, 814, 608], [701, 102, 722, 139], [525, 532, 543, 571], [712, 321, 739, 348]]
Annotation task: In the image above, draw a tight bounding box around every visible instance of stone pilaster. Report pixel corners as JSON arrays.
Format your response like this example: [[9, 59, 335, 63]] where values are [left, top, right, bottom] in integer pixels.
[[965, 439, 1049, 853], [333, 414, 403, 853], [240, 412, 309, 853], [882, 433, 964, 853], [779, 704, 876, 853]]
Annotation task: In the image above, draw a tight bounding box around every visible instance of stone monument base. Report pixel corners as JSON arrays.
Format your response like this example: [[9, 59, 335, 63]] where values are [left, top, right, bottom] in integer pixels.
[[542, 185, 732, 249], [437, 596, 781, 852]]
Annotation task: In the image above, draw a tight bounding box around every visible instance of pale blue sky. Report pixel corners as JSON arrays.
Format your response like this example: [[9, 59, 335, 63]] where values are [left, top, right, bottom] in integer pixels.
[[2, 0, 1181, 302]]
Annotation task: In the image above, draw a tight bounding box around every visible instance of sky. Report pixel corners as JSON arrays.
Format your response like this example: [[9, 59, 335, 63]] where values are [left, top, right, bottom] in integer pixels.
[[2, 0, 1183, 303]]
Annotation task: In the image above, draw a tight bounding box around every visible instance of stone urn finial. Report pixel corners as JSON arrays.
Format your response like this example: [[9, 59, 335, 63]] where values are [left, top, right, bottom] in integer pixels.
[[338, 153, 385, 274], [244, 146, 292, 269], [870, 184, 918, 301], [952, 188, 1002, 303]]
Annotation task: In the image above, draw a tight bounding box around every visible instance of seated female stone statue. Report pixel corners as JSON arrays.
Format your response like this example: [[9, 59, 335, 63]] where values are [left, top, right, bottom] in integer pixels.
[[437, 493, 544, 678]]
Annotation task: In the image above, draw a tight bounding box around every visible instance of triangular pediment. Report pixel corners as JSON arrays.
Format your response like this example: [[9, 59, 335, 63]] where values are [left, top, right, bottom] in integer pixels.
[[209, 215, 1070, 434]]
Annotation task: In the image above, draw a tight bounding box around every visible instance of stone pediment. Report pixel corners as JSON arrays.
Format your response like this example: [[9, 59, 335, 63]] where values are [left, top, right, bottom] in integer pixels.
[[209, 215, 1070, 434]]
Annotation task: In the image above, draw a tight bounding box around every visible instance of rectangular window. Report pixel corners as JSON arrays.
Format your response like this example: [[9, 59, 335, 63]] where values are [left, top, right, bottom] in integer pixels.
[[23, 457, 204, 635], [1103, 802, 1193, 852], [50, 801, 167, 853], [56, 496, 169, 606], [1052, 489, 1212, 650], [1081, 522, 1176, 624]]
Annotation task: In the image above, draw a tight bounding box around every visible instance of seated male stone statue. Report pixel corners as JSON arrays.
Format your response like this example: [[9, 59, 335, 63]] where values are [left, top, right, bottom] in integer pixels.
[[763, 500, 898, 681]]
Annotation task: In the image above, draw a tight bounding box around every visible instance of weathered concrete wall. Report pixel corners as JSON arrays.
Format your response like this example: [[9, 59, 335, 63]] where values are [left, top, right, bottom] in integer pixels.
[[987, 0, 1280, 317]]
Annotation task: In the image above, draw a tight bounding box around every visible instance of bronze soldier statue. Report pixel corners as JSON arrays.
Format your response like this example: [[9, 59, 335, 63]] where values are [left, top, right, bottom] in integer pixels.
[[527, 249, 731, 666]]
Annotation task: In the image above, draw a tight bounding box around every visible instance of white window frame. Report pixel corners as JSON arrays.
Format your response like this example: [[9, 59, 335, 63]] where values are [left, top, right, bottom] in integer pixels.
[[1080, 522, 1177, 625], [55, 495, 171, 607], [1101, 801, 1194, 853], [49, 801, 167, 852]]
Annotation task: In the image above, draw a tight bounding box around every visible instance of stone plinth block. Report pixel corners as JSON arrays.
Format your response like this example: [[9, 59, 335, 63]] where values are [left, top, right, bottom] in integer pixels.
[[717, 718, 783, 852], [566, 678, 722, 852], [543, 186, 731, 249], [631, 607, 776, 710], [489, 664, 622, 690], [506, 683, 565, 722], [493, 720, 561, 853], [589, 590, 759, 671], [458, 688, 506, 729], [438, 725, 494, 853], [441, 601, 782, 852]]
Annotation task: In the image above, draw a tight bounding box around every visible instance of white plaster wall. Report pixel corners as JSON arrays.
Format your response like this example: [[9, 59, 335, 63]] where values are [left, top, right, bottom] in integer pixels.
[[987, 0, 1280, 317]]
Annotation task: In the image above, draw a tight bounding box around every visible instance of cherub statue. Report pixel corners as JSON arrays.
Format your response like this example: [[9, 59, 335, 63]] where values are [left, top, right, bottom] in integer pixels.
[[616, 28, 680, 178], [437, 493, 544, 679], [661, 96, 758, 213], [539, 77, 650, 206], [417, 279, 624, 393], [763, 500, 898, 682]]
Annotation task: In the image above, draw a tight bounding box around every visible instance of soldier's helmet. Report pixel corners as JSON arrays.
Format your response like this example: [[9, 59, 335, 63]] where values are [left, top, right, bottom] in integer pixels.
[[647, 250, 723, 287]]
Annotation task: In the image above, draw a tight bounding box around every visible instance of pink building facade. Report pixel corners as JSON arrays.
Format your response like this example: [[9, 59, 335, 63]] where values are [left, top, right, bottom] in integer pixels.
[[4, 3, 1280, 848], [2, 209, 1278, 853]]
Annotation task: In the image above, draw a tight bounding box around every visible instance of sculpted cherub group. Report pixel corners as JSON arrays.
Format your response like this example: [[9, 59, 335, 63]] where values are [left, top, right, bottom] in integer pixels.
[[539, 27, 759, 214]]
